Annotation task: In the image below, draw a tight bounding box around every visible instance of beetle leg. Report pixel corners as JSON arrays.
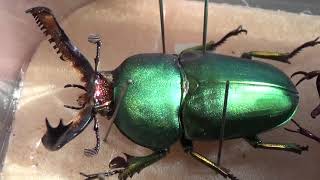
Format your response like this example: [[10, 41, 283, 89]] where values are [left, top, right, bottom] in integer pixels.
[[80, 150, 167, 180], [64, 104, 85, 110], [284, 119, 320, 143], [84, 116, 100, 157], [88, 34, 102, 72], [180, 137, 238, 180], [241, 37, 320, 63], [118, 150, 167, 180], [291, 70, 320, 86], [209, 25, 248, 51], [245, 136, 308, 154], [80, 169, 124, 180], [180, 25, 247, 54], [64, 84, 87, 91], [291, 71, 320, 118]]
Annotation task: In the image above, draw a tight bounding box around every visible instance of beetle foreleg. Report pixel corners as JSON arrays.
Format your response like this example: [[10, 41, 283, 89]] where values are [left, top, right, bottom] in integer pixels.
[[117, 150, 167, 180], [241, 37, 320, 63], [285, 119, 320, 143], [81, 150, 167, 180], [245, 136, 308, 154], [64, 104, 85, 110], [64, 84, 87, 91], [84, 116, 100, 157], [80, 169, 124, 180]]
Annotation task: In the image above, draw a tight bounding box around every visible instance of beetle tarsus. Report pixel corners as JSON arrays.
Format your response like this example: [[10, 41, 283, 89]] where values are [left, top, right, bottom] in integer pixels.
[[285, 119, 320, 143], [180, 25, 247, 54], [84, 116, 100, 157], [211, 25, 247, 51], [291, 70, 320, 118], [80, 169, 124, 180], [291, 70, 320, 86], [287, 37, 320, 60]]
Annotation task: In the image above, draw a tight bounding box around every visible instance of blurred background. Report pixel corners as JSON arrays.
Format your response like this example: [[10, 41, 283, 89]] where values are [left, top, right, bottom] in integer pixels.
[[1, 0, 320, 179]]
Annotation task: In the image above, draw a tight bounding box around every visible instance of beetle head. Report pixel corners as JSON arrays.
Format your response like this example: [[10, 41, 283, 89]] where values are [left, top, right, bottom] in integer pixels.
[[26, 6, 116, 151], [93, 72, 114, 117], [41, 71, 115, 151]]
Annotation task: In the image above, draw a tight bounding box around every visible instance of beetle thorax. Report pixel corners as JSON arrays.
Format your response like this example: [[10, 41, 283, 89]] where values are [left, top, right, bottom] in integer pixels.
[[93, 72, 114, 116]]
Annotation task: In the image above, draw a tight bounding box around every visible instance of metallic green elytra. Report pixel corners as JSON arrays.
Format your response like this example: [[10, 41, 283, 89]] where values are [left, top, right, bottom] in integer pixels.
[[113, 54, 182, 150], [180, 53, 299, 140], [114, 52, 299, 145], [27, 5, 320, 180]]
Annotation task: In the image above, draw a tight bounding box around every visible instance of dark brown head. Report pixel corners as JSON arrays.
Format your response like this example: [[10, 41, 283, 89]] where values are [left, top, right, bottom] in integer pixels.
[[41, 71, 114, 151]]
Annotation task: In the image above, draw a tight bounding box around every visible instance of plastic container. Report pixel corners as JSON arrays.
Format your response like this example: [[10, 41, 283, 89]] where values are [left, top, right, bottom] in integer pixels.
[[1, 0, 320, 179]]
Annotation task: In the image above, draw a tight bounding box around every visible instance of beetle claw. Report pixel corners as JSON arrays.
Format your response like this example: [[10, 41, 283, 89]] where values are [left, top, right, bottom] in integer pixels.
[[284, 127, 298, 133], [42, 105, 94, 151], [311, 104, 320, 119], [295, 77, 307, 86], [291, 70, 320, 86], [236, 25, 248, 35], [291, 71, 307, 78]]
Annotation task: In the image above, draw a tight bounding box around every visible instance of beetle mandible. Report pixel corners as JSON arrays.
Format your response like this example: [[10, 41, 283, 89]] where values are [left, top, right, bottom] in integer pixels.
[[26, 1, 320, 180]]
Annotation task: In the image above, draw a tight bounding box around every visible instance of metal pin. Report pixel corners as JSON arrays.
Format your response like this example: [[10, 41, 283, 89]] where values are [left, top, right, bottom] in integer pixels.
[[159, 0, 166, 54], [217, 80, 230, 165], [103, 80, 132, 142], [202, 0, 209, 54]]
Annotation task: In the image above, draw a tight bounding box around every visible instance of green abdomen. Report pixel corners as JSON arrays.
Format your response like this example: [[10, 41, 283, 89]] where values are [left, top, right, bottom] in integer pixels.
[[180, 53, 299, 140], [113, 54, 182, 150]]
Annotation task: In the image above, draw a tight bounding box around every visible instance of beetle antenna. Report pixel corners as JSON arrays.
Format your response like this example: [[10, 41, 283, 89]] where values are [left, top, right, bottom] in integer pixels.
[[202, 0, 209, 54], [103, 80, 132, 142], [88, 34, 102, 73], [159, 0, 166, 54]]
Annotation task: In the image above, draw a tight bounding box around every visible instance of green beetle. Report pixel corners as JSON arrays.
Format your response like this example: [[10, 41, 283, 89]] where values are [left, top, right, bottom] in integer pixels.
[[26, 3, 320, 180]]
